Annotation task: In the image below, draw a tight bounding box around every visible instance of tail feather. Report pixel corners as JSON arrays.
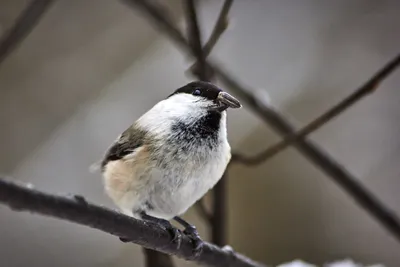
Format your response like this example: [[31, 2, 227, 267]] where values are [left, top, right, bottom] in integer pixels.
[[89, 161, 102, 173]]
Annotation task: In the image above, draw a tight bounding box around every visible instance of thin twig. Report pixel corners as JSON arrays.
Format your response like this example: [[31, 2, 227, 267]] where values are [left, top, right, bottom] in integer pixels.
[[231, 53, 400, 165], [143, 248, 175, 267], [183, 0, 229, 245], [212, 173, 228, 246], [203, 0, 233, 57], [120, 0, 400, 245], [143, 246, 175, 267], [0, 0, 54, 65], [195, 200, 213, 224], [143, 2, 211, 265], [217, 54, 400, 246], [184, 0, 209, 81], [0, 178, 266, 267], [187, 0, 234, 77]]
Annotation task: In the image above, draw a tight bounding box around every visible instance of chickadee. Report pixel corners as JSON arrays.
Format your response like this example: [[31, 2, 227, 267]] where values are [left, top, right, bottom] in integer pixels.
[[97, 81, 241, 254]]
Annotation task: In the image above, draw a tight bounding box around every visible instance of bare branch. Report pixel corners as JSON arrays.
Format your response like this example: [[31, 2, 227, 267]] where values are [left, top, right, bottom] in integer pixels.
[[142, 1, 218, 265], [120, 0, 400, 245], [0, 0, 54, 65], [211, 173, 228, 246], [143, 248, 175, 267], [203, 0, 233, 57], [231, 53, 400, 165], [0, 178, 266, 267], [183, 0, 229, 245], [183, 0, 208, 81], [195, 200, 213, 224], [187, 0, 234, 77]]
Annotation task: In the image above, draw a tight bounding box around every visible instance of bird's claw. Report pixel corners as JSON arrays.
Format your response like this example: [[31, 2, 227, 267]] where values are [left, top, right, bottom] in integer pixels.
[[183, 225, 204, 258], [119, 237, 130, 243], [118, 226, 183, 248], [167, 226, 183, 249]]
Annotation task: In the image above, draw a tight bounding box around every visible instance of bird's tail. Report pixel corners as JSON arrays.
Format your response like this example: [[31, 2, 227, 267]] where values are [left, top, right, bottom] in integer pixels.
[[89, 161, 102, 173]]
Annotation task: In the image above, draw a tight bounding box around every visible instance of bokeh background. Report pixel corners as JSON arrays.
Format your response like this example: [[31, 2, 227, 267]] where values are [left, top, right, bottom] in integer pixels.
[[1, 0, 400, 266]]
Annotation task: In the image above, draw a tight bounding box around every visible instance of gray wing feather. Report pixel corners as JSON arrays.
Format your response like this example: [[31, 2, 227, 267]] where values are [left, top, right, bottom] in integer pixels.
[[100, 126, 147, 171]]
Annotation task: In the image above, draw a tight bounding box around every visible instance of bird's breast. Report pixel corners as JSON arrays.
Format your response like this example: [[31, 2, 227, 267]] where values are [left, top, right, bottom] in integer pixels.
[[165, 136, 230, 190], [149, 139, 231, 217]]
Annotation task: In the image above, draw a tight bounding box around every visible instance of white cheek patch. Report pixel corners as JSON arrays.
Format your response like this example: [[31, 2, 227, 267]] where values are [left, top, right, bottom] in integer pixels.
[[167, 94, 210, 112], [136, 93, 211, 135]]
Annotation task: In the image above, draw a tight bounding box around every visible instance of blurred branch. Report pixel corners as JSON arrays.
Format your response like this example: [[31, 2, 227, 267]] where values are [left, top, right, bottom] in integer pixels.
[[183, 0, 230, 246], [187, 0, 233, 78], [120, 0, 400, 244], [231, 53, 400, 165], [212, 173, 228, 246], [195, 200, 212, 224], [184, 0, 208, 81], [143, 248, 175, 267], [143, 1, 211, 265], [203, 0, 233, 57], [0, 178, 266, 267], [143, 243, 175, 266], [0, 0, 54, 65]]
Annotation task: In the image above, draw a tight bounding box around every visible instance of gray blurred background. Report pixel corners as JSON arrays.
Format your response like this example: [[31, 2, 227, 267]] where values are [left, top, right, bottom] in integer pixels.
[[0, 0, 400, 266]]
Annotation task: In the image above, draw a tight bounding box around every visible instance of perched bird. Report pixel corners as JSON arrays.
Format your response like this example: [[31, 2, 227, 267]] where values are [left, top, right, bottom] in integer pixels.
[[97, 81, 241, 254]]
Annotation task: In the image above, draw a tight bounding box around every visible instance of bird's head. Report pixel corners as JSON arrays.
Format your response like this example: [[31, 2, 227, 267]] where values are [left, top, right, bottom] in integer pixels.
[[167, 81, 241, 113], [135, 81, 241, 137]]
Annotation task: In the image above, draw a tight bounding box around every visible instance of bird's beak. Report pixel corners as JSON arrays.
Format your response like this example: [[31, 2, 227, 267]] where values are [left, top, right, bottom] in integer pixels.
[[217, 91, 242, 109]]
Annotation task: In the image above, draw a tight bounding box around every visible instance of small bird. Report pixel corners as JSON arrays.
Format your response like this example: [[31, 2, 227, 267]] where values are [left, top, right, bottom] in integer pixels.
[[97, 81, 241, 254]]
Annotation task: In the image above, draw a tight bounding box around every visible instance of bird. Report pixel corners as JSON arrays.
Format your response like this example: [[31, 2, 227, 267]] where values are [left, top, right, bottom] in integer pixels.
[[96, 81, 241, 254]]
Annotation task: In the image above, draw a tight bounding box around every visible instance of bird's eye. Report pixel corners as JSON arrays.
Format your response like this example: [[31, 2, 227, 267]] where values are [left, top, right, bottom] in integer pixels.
[[193, 89, 201, 96]]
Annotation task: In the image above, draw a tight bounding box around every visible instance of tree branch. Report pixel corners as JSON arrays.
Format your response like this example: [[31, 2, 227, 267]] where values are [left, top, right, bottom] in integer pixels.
[[0, 178, 266, 267], [142, 1, 217, 265], [0, 0, 54, 65], [143, 248, 175, 267], [183, 0, 229, 246], [195, 199, 213, 224], [212, 173, 228, 246], [120, 0, 400, 244], [202, 0, 233, 57], [231, 53, 400, 165], [187, 0, 234, 78], [184, 0, 208, 81]]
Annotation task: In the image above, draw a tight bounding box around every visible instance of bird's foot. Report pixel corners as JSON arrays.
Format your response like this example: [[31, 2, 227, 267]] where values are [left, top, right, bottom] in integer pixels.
[[183, 225, 204, 258], [118, 223, 182, 248], [119, 237, 130, 243], [167, 226, 183, 248], [137, 211, 183, 248]]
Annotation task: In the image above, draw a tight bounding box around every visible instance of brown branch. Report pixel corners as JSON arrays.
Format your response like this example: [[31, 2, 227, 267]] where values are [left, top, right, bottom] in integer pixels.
[[183, 0, 228, 245], [231, 53, 400, 165], [195, 199, 213, 224], [120, 0, 400, 245], [142, 1, 213, 265], [0, 0, 54, 65], [216, 55, 400, 246], [143, 248, 175, 267], [143, 247, 175, 267], [187, 0, 233, 78], [203, 0, 233, 57], [211, 173, 228, 246], [184, 0, 208, 81], [0, 178, 266, 267]]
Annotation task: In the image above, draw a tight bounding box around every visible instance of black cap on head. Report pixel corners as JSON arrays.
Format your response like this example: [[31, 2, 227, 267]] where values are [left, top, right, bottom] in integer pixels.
[[169, 81, 242, 109], [169, 81, 221, 101]]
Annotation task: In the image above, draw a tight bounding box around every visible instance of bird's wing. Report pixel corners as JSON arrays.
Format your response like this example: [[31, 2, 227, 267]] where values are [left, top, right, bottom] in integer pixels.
[[100, 126, 147, 171]]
